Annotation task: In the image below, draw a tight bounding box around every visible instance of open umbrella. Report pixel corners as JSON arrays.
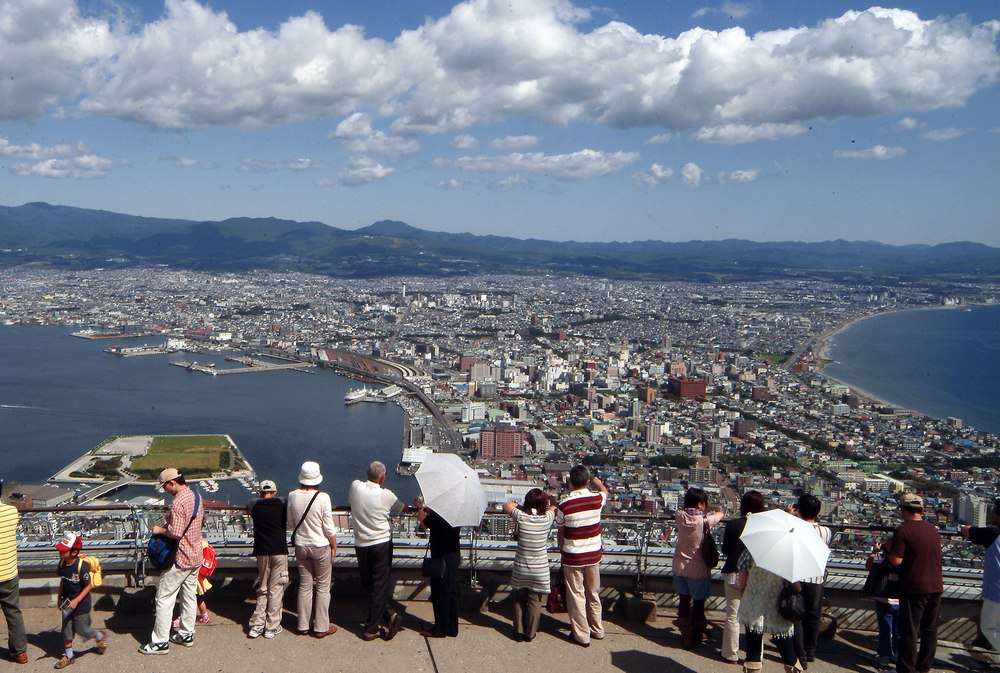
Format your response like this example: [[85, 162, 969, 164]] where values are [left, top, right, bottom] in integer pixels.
[[739, 508, 831, 583], [415, 453, 488, 527]]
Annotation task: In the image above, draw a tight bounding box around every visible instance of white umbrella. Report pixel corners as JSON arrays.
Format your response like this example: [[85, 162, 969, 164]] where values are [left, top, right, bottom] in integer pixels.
[[415, 453, 488, 527], [739, 508, 831, 583]]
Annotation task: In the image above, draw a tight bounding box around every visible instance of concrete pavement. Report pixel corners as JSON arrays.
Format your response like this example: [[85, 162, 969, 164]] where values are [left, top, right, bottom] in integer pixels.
[[3, 597, 989, 673]]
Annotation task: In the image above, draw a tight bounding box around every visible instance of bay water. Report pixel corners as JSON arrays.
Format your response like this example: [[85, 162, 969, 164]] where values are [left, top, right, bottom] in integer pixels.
[[824, 304, 1000, 435], [0, 326, 416, 504]]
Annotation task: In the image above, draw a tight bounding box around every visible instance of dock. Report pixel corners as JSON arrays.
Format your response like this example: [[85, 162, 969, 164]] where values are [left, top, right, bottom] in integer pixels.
[[171, 358, 314, 375]]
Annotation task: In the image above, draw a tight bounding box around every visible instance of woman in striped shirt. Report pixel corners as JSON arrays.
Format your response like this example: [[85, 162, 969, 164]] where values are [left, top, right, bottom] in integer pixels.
[[503, 488, 556, 642]]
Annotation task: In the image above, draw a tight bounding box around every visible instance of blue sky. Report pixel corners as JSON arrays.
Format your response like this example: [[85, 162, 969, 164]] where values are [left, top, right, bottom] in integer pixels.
[[1, 0, 998, 245]]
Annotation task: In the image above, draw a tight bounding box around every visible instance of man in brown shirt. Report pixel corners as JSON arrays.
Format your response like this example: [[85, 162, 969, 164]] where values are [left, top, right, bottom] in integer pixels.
[[888, 493, 943, 673], [140, 468, 205, 655]]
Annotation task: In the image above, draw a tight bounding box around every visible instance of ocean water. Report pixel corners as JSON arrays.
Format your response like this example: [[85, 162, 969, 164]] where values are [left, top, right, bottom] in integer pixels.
[[0, 326, 417, 504], [824, 304, 1000, 435]]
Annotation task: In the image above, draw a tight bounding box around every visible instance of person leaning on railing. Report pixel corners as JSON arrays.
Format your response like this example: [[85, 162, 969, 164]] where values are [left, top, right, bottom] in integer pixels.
[[960, 497, 1000, 668]]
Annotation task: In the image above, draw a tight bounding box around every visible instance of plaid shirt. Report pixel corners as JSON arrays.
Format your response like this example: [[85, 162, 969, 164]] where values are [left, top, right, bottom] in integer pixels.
[[166, 487, 204, 569]]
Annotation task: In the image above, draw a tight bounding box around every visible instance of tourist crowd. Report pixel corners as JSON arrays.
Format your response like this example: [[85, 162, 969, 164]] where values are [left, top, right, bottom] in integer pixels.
[[0, 470, 996, 673]]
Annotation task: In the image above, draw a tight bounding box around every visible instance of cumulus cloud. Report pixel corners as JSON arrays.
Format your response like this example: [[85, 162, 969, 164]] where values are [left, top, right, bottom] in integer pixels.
[[1, 135, 113, 178], [490, 135, 540, 150], [1, 0, 996, 139], [433, 178, 463, 189], [339, 156, 394, 185], [635, 163, 674, 187], [681, 162, 703, 186], [895, 116, 924, 130], [239, 158, 328, 172], [721, 168, 760, 183], [454, 148, 639, 180], [919, 127, 972, 141], [694, 123, 808, 144], [833, 145, 906, 160], [452, 134, 478, 149], [497, 174, 526, 189]]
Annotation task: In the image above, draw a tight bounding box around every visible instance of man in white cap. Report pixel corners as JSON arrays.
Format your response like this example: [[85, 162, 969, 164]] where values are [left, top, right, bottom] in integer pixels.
[[349, 461, 406, 641], [287, 461, 338, 638], [139, 468, 204, 655], [246, 479, 287, 639]]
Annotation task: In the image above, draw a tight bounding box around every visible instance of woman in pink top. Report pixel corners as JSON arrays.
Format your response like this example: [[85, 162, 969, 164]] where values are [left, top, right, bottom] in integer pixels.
[[672, 487, 724, 649]]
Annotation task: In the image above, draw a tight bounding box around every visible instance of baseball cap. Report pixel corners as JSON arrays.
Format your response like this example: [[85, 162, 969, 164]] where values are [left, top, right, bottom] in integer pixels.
[[258, 479, 277, 493], [158, 468, 181, 485], [55, 532, 83, 552], [899, 492, 923, 508]]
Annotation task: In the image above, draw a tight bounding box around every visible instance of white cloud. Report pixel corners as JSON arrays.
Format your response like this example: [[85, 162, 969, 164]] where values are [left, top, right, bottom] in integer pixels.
[[2, 1, 996, 138], [635, 163, 674, 187], [11, 154, 114, 178], [452, 134, 478, 149], [919, 127, 972, 141], [1, 135, 113, 178], [490, 135, 540, 150], [723, 168, 760, 183], [681, 162, 703, 186], [343, 132, 420, 155], [645, 133, 674, 145], [497, 174, 526, 189], [454, 148, 639, 180], [239, 158, 328, 172], [331, 112, 374, 139], [433, 178, 463, 189], [833, 145, 906, 160], [168, 156, 217, 169], [895, 116, 924, 131], [694, 123, 807, 144], [339, 156, 394, 185]]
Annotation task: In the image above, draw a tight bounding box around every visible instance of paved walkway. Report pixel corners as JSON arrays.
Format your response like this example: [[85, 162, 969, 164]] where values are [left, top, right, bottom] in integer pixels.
[[5, 599, 988, 673]]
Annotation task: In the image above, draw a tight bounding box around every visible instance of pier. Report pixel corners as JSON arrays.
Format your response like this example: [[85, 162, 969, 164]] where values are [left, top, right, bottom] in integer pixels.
[[170, 357, 314, 375]]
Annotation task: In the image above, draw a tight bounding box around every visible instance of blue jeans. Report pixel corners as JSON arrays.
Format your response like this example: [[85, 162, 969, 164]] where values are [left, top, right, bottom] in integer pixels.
[[875, 600, 900, 661]]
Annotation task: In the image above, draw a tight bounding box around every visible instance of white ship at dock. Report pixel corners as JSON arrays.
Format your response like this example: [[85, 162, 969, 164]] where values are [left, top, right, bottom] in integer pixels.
[[344, 384, 403, 405]]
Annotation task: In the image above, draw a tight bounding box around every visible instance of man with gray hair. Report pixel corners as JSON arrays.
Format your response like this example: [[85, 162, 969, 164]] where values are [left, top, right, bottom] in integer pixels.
[[349, 461, 406, 641]]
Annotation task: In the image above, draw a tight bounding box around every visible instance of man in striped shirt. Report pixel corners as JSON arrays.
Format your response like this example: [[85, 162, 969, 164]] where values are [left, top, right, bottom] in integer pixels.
[[556, 465, 608, 647], [0, 487, 28, 665]]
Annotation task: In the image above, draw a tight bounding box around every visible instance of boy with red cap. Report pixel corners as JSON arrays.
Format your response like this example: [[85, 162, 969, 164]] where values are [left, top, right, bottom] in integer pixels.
[[54, 533, 107, 668]]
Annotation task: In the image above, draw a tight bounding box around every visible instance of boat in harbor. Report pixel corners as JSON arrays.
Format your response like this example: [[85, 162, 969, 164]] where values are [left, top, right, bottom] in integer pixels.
[[344, 387, 369, 404]]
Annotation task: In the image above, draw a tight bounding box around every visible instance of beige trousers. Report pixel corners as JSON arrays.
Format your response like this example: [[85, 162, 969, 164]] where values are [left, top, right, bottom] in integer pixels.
[[249, 555, 289, 631], [563, 564, 603, 645], [294, 545, 332, 633]]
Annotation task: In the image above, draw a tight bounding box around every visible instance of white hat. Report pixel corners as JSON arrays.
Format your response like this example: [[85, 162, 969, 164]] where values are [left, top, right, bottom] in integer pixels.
[[158, 467, 181, 485], [298, 461, 322, 486], [258, 479, 277, 493]]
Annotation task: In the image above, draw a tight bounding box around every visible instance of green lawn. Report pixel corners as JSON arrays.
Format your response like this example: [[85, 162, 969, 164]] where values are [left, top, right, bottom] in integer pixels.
[[130, 435, 234, 479]]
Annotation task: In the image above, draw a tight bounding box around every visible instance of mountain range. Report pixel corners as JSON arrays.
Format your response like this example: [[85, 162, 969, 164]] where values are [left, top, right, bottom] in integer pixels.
[[2, 202, 998, 281]]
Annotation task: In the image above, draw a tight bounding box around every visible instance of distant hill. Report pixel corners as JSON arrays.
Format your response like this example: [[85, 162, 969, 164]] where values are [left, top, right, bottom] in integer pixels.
[[2, 202, 998, 281]]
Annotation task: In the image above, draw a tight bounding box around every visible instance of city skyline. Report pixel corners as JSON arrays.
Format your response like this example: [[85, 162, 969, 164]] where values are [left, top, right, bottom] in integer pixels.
[[1, 0, 998, 245]]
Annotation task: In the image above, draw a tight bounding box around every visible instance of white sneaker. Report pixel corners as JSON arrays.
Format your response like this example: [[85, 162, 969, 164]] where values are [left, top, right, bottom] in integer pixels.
[[263, 627, 282, 639], [138, 642, 169, 655], [247, 626, 263, 639], [169, 632, 194, 648]]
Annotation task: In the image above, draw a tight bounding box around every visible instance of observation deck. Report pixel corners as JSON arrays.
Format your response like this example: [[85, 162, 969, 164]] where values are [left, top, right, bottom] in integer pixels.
[[7, 505, 992, 672]]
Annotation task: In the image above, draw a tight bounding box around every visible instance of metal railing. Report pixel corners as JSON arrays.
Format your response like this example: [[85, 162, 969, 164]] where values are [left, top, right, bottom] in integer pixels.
[[12, 506, 986, 592]]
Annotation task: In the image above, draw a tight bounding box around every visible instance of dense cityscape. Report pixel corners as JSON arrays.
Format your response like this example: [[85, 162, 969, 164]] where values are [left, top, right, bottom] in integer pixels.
[[2, 268, 998, 553]]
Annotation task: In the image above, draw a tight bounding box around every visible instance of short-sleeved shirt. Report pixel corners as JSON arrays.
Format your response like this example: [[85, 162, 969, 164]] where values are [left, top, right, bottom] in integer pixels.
[[0, 504, 18, 583], [556, 488, 607, 567], [58, 558, 92, 615], [166, 487, 204, 569], [348, 480, 404, 548], [247, 497, 288, 556], [889, 519, 943, 595]]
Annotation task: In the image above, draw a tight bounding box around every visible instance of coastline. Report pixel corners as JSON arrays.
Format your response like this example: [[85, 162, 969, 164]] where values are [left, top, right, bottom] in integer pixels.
[[812, 303, 968, 411]]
